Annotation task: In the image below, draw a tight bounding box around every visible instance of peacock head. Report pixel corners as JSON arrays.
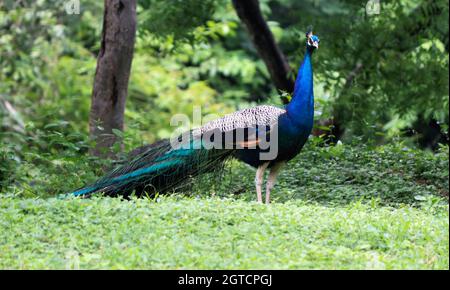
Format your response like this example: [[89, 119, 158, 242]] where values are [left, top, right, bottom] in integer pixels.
[[306, 30, 320, 51]]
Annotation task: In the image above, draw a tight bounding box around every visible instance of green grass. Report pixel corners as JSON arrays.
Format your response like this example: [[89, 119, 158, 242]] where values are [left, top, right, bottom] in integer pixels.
[[0, 143, 449, 269], [0, 196, 448, 269]]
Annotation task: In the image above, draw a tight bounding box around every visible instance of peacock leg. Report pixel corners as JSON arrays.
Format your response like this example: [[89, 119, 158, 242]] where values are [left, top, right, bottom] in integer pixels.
[[255, 162, 270, 203], [266, 162, 285, 204]]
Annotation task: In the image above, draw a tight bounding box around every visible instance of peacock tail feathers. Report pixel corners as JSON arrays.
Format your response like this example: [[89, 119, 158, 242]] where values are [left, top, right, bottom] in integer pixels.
[[70, 132, 235, 198]]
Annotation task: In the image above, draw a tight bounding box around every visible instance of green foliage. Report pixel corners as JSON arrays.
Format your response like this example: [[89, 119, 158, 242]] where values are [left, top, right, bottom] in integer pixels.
[[195, 140, 449, 207], [2, 0, 447, 153], [139, 0, 221, 40]]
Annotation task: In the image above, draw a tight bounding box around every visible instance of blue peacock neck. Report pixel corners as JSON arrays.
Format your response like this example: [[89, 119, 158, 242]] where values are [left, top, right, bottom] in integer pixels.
[[286, 48, 314, 128]]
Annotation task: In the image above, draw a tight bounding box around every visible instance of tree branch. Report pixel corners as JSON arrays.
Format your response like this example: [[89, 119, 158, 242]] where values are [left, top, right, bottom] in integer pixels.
[[343, 61, 364, 90], [232, 0, 294, 104]]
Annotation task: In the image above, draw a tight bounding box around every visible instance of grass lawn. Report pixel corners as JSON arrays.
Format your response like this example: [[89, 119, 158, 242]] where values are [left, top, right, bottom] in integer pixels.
[[0, 144, 448, 269], [0, 196, 448, 269]]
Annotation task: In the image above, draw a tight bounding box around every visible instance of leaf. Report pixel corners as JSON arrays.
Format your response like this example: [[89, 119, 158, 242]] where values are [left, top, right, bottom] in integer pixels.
[[414, 195, 427, 201], [112, 129, 124, 138]]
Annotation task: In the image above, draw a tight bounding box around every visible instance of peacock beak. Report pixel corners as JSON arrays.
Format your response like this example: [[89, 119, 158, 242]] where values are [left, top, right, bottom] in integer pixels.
[[313, 41, 319, 49]]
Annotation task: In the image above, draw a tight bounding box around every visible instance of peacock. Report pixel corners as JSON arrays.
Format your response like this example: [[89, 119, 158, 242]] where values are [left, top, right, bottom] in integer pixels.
[[71, 30, 320, 204]]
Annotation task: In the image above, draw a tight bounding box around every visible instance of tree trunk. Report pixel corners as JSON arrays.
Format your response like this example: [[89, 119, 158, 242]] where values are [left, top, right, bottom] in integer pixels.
[[232, 0, 294, 104], [89, 0, 136, 157]]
